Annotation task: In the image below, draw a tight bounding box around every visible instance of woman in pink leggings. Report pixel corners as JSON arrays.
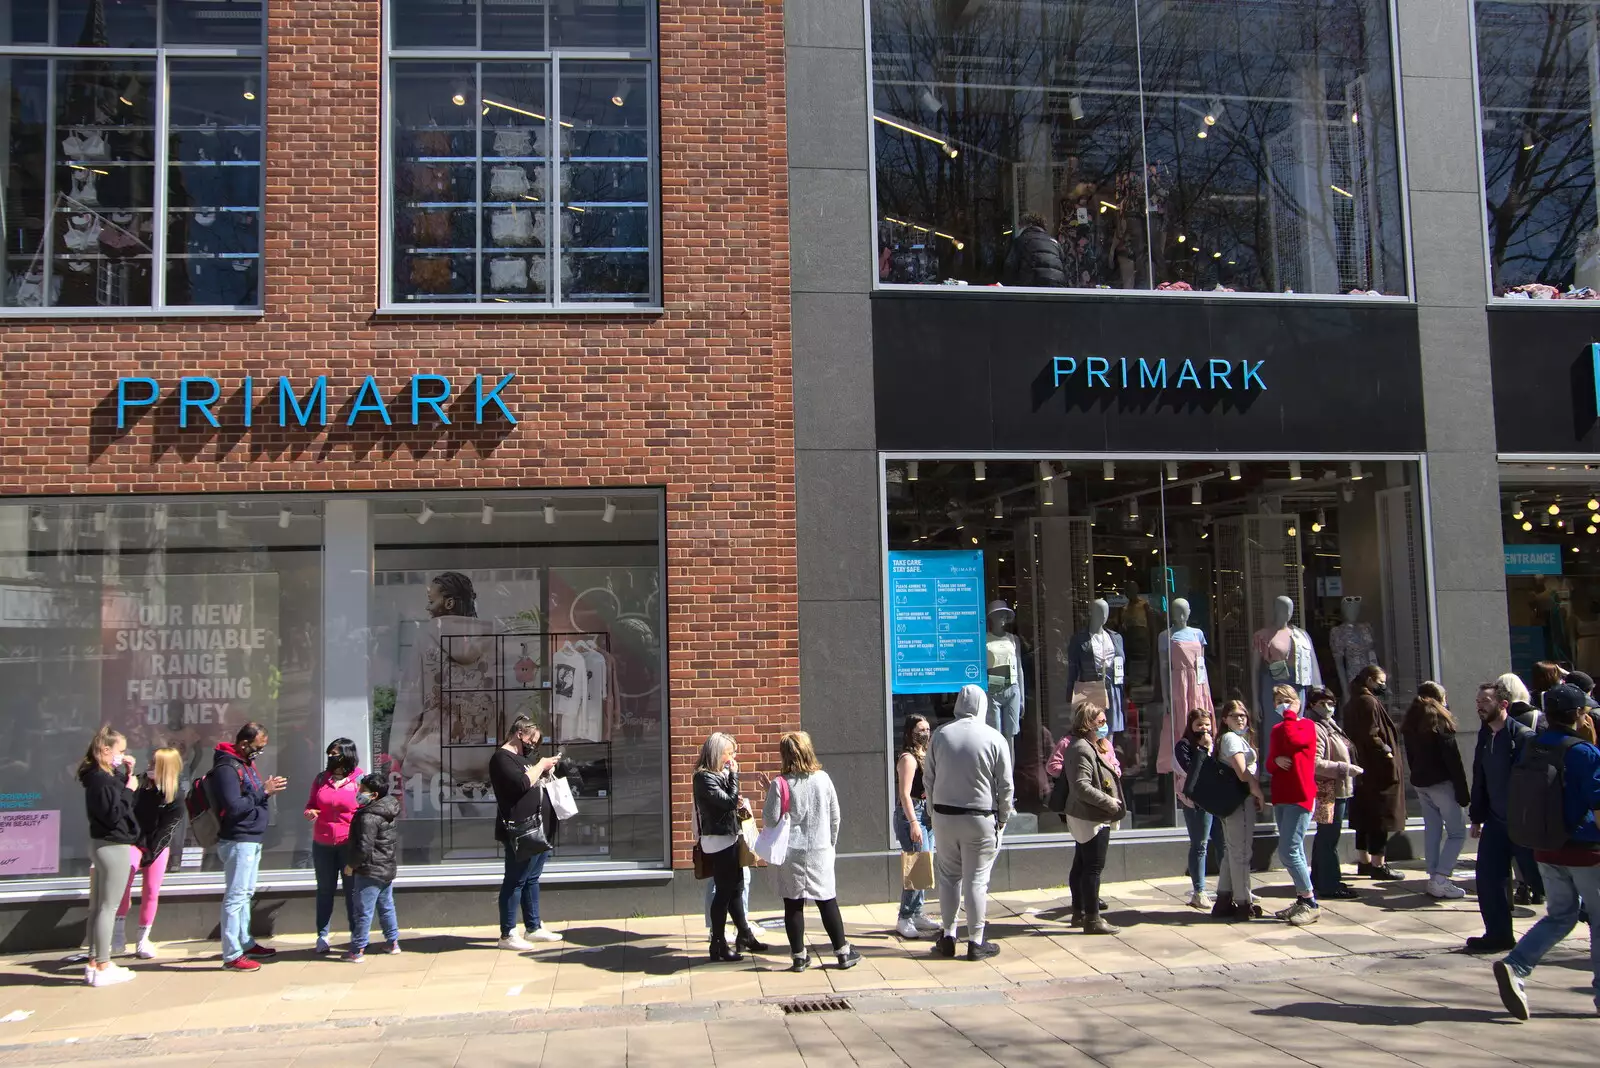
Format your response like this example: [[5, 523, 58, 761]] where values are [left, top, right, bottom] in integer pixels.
[[115, 748, 185, 959]]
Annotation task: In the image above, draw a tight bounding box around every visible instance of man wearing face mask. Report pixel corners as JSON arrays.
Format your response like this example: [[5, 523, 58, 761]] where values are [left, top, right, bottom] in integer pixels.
[[209, 722, 288, 971]]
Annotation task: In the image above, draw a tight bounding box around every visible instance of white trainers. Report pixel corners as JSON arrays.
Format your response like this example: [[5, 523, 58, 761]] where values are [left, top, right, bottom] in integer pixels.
[[896, 917, 922, 939], [498, 933, 535, 951], [1188, 891, 1211, 910], [135, 938, 158, 960], [86, 963, 136, 987], [1427, 875, 1467, 900], [911, 913, 942, 932], [526, 928, 563, 943]]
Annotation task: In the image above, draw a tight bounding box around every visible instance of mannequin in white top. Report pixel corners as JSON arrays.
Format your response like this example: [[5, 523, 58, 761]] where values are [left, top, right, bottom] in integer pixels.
[[985, 600, 1024, 739], [1328, 595, 1378, 698]]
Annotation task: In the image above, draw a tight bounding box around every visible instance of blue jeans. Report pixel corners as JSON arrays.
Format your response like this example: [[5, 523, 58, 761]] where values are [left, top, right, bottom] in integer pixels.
[[1274, 805, 1314, 898], [1504, 862, 1600, 1008], [1415, 782, 1467, 877], [1311, 798, 1348, 896], [499, 848, 550, 936], [217, 839, 262, 962], [1476, 817, 1516, 943], [894, 800, 935, 918], [350, 875, 399, 950], [312, 841, 354, 942], [1181, 802, 1223, 894]]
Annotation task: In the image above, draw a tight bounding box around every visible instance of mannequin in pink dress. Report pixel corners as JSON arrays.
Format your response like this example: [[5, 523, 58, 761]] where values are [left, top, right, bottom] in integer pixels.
[[1157, 598, 1214, 775]]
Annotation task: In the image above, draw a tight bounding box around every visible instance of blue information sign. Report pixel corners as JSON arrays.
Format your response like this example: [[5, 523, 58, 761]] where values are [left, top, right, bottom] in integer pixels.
[[1504, 545, 1562, 576], [888, 550, 986, 694]]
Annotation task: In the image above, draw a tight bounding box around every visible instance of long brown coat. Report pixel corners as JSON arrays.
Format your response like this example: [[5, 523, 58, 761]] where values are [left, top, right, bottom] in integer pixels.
[[1343, 685, 1406, 834]]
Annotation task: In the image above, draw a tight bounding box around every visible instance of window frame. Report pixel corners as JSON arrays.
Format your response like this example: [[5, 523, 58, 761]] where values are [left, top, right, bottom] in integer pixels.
[[861, 0, 1417, 304], [379, 1, 663, 314], [0, 7, 267, 318]]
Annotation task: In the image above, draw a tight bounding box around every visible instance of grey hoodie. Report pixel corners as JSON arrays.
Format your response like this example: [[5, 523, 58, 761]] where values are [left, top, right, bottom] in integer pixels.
[[925, 685, 1015, 823]]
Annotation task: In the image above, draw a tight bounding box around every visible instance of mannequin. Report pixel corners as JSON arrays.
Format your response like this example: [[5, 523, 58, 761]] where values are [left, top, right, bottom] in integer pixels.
[[1328, 595, 1378, 698], [1251, 595, 1322, 748], [1156, 597, 1213, 775], [1064, 598, 1126, 733], [985, 599, 1024, 740]]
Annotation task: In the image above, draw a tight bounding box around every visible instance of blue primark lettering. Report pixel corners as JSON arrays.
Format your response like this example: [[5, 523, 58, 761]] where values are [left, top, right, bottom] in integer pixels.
[[279, 376, 328, 427], [1052, 356, 1078, 386], [178, 376, 221, 428], [475, 373, 518, 424], [1177, 360, 1201, 388], [347, 376, 393, 426], [1139, 359, 1167, 389], [1242, 360, 1266, 390], [1086, 357, 1111, 388], [116, 377, 159, 429], [1208, 360, 1233, 389], [1045, 356, 1267, 392], [411, 374, 453, 425], [1120, 359, 1129, 388]]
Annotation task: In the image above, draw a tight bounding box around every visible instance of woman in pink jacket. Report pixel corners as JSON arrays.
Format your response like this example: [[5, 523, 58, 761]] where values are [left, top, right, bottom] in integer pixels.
[[305, 738, 363, 954]]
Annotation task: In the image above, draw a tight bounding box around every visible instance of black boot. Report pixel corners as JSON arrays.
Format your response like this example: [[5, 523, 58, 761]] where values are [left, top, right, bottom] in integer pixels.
[[1210, 892, 1235, 919], [735, 929, 769, 953], [708, 938, 743, 963]]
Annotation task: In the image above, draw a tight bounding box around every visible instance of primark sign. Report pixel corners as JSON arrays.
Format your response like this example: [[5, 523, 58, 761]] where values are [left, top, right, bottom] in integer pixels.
[[1050, 356, 1267, 392], [114, 373, 518, 429]]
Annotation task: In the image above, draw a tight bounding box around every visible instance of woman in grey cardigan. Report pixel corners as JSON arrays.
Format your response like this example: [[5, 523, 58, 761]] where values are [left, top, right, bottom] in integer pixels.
[[763, 731, 861, 972]]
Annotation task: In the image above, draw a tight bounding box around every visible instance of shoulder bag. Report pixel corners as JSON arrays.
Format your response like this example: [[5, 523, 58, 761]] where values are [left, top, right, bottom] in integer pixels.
[[1184, 749, 1248, 819], [503, 781, 551, 862], [692, 800, 712, 880], [754, 776, 791, 866]]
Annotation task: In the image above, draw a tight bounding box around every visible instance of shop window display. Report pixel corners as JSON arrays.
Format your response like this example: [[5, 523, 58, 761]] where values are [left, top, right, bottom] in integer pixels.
[[870, 0, 1406, 296], [883, 458, 1431, 836], [1500, 464, 1600, 682]]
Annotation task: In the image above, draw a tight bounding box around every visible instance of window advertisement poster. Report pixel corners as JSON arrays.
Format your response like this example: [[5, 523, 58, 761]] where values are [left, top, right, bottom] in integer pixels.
[[888, 550, 986, 694], [0, 811, 59, 876]]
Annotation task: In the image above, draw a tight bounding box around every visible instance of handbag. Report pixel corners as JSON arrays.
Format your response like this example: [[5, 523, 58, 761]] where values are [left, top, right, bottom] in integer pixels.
[[1184, 751, 1248, 818], [546, 774, 578, 821], [692, 802, 713, 880], [502, 782, 552, 861], [737, 817, 759, 868], [754, 775, 791, 865], [901, 850, 934, 891], [1046, 773, 1070, 814]]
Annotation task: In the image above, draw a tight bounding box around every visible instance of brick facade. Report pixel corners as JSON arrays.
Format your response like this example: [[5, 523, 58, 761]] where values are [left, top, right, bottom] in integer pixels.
[[0, 0, 797, 869]]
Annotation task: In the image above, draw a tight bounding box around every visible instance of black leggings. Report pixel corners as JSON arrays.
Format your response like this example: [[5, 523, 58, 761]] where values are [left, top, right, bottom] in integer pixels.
[[708, 845, 748, 945], [1355, 829, 1389, 856], [783, 897, 847, 956], [1069, 826, 1111, 918]]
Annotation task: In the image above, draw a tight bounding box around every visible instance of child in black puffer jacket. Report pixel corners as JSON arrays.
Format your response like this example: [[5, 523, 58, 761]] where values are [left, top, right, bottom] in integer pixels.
[[343, 773, 402, 961]]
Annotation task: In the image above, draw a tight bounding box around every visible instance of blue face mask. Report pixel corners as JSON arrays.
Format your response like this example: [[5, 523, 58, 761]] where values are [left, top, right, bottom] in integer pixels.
[[357, 792, 375, 806], [1276, 703, 1292, 716], [1095, 723, 1110, 740]]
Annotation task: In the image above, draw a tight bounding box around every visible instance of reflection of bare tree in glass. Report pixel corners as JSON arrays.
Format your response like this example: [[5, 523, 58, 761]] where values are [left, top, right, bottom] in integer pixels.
[[1478, 2, 1598, 294]]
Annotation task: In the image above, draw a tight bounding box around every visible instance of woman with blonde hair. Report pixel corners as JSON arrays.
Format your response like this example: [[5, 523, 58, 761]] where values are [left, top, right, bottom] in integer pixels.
[[764, 731, 857, 970], [1213, 700, 1266, 921], [1060, 695, 1125, 934], [114, 747, 186, 959], [694, 731, 768, 961], [77, 725, 140, 986]]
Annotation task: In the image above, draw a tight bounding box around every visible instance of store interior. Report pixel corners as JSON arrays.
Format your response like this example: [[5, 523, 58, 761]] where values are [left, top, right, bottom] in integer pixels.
[[885, 457, 1431, 834], [1500, 462, 1600, 684]]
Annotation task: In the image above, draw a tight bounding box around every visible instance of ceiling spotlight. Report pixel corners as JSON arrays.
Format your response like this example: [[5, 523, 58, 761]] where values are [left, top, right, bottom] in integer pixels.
[[920, 86, 944, 114], [1287, 523, 1298, 537], [1197, 129, 1208, 139], [451, 91, 467, 106], [974, 461, 986, 481], [417, 502, 434, 525], [993, 499, 1003, 520], [482, 504, 494, 525], [944, 143, 959, 159], [1342, 486, 1355, 503], [970, 536, 979, 545], [906, 460, 919, 482], [1129, 497, 1140, 521], [216, 508, 229, 531], [1523, 520, 1533, 531], [543, 502, 557, 524], [242, 77, 257, 102], [1068, 94, 1085, 122], [1312, 508, 1326, 533], [1351, 111, 1360, 124], [152, 504, 168, 532], [1574, 546, 1582, 554], [1228, 460, 1241, 481], [1144, 523, 1155, 538], [610, 79, 630, 107], [1205, 97, 1223, 126], [1588, 498, 1598, 511], [1349, 460, 1364, 481], [1513, 499, 1526, 520], [1039, 460, 1055, 482], [1589, 524, 1598, 535], [1103, 460, 1115, 481], [1289, 460, 1302, 481], [1166, 461, 1178, 482], [30, 510, 46, 533], [1177, 233, 1187, 244], [1043, 481, 1055, 507], [1522, 125, 1536, 151], [603, 498, 617, 523], [1549, 502, 1561, 515], [1191, 483, 1202, 506], [1542, 513, 1552, 528], [278, 507, 292, 529]]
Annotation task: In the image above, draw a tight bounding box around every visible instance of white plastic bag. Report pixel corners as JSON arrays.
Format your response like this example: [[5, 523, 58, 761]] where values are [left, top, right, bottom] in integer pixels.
[[547, 775, 579, 821], [754, 776, 791, 866]]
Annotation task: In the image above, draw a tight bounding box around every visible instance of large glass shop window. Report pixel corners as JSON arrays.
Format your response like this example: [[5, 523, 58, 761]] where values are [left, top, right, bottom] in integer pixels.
[[1500, 464, 1600, 683], [870, 0, 1407, 296], [1476, 1, 1600, 298], [386, 0, 658, 308], [0, 1, 266, 311], [883, 459, 1431, 835]]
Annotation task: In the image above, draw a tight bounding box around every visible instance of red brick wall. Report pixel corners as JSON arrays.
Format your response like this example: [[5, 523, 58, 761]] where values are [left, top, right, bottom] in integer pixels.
[[0, 0, 797, 869]]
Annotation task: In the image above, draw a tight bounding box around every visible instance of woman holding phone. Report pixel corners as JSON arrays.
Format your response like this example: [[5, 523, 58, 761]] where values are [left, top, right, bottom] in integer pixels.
[[78, 725, 140, 986]]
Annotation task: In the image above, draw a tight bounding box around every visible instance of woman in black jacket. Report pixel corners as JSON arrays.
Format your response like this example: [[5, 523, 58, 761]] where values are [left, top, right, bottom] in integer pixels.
[[694, 732, 768, 961], [342, 773, 402, 961], [114, 747, 184, 959], [1401, 683, 1470, 900], [489, 715, 579, 950], [78, 725, 140, 987]]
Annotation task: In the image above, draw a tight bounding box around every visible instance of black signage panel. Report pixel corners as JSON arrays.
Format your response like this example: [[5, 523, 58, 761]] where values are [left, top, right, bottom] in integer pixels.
[[1489, 307, 1600, 454], [872, 291, 1425, 453]]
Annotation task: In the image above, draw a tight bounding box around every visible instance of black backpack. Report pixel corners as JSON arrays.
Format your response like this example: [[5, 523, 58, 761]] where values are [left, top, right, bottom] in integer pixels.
[[1507, 735, 1583, 850]]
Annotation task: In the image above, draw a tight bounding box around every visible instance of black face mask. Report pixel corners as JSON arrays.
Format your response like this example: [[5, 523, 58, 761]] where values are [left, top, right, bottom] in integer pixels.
[[1371, 683, 1389, 697], [326, 756, 349, 775]]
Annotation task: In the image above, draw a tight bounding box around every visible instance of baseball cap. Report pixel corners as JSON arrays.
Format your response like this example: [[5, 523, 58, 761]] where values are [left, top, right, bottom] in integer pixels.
[[1567, 670, 1595, 695], [1542, 683, 1588, 722]]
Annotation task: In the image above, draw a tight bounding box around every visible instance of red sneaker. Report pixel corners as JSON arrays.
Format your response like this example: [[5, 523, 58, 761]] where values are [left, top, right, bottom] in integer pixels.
[[223, 956, 261, 971], [243, 944, 277, 958]]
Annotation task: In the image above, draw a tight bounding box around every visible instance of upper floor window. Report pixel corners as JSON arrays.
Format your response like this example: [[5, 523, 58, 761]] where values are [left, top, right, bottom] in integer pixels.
[[0, 1, 266, 313], [1477, 1, 1600, 300], [869, 0, 1407, 297], [385, 0, 659, 310]]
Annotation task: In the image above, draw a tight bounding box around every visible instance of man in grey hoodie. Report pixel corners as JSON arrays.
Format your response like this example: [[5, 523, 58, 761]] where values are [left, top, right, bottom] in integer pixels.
[[925, 684, 1014, 961]]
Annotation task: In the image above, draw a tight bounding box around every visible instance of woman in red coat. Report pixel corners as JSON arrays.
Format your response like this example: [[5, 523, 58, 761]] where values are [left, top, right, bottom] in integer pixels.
[[1342, 665, 1406, 880]]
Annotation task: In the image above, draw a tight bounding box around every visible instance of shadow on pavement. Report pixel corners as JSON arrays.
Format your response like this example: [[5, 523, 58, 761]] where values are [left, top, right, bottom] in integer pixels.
[[1253, 1000, 1512, 1026]]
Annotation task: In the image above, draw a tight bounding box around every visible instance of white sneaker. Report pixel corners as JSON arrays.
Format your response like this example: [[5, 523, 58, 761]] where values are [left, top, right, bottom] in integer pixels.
[[498, 933, 535, 951], [1427, 875, 1467, 900], [526, 928, 563, 943], [135, 938, 157, 960], [87, 964, 136, 987], [896, 917, 922, 939], [911, 913, 942, 932], [1188, 891, 1211, 910]]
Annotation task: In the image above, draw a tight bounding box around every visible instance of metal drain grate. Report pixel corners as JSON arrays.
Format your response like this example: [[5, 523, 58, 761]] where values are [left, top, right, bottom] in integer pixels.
[[780, 996, 853, 1015]]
